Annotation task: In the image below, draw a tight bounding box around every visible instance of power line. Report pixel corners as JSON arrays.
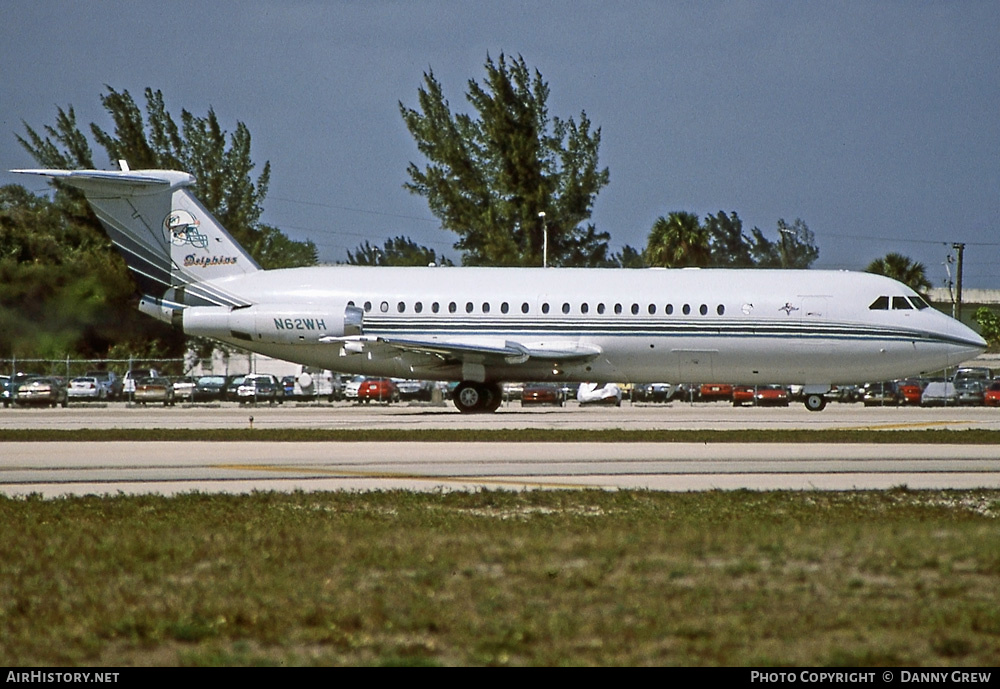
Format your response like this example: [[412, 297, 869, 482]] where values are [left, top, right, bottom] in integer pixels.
[[821, 231, 1000, 247], [269, 196, 439, 224]]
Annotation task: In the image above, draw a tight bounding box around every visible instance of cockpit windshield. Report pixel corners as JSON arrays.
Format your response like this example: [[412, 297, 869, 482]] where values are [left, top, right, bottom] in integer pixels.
[[869, 295, 930, 311]]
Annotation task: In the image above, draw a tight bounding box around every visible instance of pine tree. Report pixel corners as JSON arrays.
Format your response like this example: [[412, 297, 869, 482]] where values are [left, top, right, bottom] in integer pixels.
[[400, 54, 610, 266]]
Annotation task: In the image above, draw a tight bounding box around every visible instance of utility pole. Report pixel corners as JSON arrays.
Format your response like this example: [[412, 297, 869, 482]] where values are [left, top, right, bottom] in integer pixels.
[[538, 211, 548, 268], [952, 242, 965, 322]]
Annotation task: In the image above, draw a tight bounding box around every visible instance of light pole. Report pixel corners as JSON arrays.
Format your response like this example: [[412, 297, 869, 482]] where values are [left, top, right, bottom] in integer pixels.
[[538, 211, 547, 268]]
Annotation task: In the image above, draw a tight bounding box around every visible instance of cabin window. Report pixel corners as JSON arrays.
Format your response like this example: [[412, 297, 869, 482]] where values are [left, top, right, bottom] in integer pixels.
[[631, 303, 640, 315], [380, 301, 389, 313], [869, 296, 890, 310], [347, 300, 354, 307], [432, 302, 440, 313], [542, 303, 550, 314], [648, 304, 656, 315], [614, 303, 623, 315], [501, 302, 509, 314], [397, 301, 406, 313], [562, 302, 571, 314], [717, 304, 725, 315], [364, 301, 372, 312], [580, 303, 589, 314], [482, 302, 490, 313], [414, 302, 423, 313], [597, 303, 606, 314], [521, 302, 530, 314], [892, 296, 913, 310], [682, 304, 691, 315], [449, 302, 457, 313], [700, 304, 708, 316], [665, 304, 674, 315], [466, 302, 474, 313], [910, 295, 930, 310]]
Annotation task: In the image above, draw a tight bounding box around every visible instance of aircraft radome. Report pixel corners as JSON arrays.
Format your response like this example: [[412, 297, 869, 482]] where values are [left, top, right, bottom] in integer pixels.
[[13, 166, 987, 413]]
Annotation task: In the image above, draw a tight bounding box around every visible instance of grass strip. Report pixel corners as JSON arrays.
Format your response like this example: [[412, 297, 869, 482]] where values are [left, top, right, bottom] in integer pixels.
[[2, 428, 1000, 443], [1, 488, 998, 666]]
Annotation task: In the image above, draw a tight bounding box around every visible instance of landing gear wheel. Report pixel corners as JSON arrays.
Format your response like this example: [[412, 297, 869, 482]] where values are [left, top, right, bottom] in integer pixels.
[[453, 381, 502, 414], [804, 394, 827, 412], [483, 384, 503, 413]]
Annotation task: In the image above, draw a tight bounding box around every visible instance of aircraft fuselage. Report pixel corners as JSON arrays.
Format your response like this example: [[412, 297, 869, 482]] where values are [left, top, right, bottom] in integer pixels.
[[188, 265, 984, 388]]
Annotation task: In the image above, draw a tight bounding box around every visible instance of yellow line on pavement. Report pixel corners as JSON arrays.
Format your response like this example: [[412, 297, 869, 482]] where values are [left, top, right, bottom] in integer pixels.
[[834, 421, 972, 431], [214, 464, 600, 490]]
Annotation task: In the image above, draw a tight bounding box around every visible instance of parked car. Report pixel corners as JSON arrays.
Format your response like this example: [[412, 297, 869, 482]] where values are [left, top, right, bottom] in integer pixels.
[[502, 382, 524, 401], [954, 379, 985, 406], [954, 366, 993, 383], [123, 368, 158, 398], [825, 385, 862, 403], [343, 375, 366, 400], [85, 370, 122, 399], [193, 375, 229, 401], [172, 376, 197, 402], [68, 376, 107, 401], [14, 377, 68, 407], [357, 378, 400, 403], [225, 375, 247, 401], [984, 380, 1000, 407], [633, 383, 674, 403], [732, 385, 789, 407], [236, 374, 284, 405], [920, 381, 958, 407], [699, 383, 733, 401], [861, 381, 900, 407], [732, 386, 756, 407], [521, 382, 564, 406], [754, 385, 790, 407], [395, 379, 434, 401], [133, 376, 175, 406], [577, 382, 622, 406], [895, 379, 923, 406]]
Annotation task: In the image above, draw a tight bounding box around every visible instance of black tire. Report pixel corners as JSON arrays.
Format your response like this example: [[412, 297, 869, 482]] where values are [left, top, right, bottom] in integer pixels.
[[453, 382, 503, 413], [453, 382, 483, 413], [804, 394, 827, 412]]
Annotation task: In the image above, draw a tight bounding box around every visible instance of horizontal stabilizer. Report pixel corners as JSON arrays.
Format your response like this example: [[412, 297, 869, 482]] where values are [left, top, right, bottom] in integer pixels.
[[12, 167, 257, 307], [11, 168, 194, 190]]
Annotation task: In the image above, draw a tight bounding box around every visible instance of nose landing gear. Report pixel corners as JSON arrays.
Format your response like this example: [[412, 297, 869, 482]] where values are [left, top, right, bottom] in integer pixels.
[[804, 393, 827, 412]]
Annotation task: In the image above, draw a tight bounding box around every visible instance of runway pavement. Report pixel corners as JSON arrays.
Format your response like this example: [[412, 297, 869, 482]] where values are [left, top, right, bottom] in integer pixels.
[[2, 398, 1000, 431], [1, 401, 998, 496]]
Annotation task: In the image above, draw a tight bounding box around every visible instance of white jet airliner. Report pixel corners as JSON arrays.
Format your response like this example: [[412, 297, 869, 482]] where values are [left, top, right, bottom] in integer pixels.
[[13, 167, 986, 413]]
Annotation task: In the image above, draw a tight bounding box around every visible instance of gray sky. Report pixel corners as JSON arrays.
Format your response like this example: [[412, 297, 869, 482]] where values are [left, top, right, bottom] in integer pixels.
[[2, 1, 998, 287]]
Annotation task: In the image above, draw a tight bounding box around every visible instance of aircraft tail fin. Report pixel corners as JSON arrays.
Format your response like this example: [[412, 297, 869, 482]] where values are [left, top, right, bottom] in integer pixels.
[[12, 168, 259, 307]]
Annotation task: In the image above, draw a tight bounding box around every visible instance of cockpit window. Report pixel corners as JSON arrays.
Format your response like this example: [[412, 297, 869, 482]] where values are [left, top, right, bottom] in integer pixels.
[[892, 296, 913, 310], [869, 296, 889, 310], [909, 295, 930, 309]]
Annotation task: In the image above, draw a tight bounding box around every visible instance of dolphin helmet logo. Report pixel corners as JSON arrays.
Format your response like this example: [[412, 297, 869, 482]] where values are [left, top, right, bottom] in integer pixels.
[[164, 210, 209, 249]]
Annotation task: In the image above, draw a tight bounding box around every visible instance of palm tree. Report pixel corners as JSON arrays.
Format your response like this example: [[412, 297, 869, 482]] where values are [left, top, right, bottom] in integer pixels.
[[865, 253, 931, 294], [643, 212, 710, 268]]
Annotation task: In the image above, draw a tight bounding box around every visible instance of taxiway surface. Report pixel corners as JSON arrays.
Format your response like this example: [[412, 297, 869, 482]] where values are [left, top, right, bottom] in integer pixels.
[[1, 401, 998, 496]]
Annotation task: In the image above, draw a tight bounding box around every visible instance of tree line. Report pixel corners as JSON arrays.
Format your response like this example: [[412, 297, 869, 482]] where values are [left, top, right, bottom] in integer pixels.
[[3, 56, 986, 360]]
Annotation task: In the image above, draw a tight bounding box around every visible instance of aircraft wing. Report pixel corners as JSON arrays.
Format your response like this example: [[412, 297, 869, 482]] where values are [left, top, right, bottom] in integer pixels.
[[321, 334, 602, 366]]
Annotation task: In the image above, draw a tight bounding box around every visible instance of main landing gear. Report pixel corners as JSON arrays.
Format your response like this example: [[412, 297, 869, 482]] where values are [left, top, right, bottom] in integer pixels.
[[452, 381, 503, 414]]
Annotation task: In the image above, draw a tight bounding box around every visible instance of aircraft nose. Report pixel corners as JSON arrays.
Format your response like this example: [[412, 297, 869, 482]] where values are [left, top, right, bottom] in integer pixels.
[[950, 319, 988, 357]]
